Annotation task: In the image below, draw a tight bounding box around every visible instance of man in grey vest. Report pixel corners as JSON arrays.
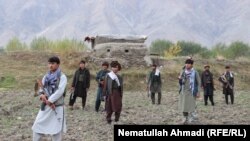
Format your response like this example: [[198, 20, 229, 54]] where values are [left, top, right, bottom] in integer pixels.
[[179, 59, 200, 124], [32, 56, 67, 141]]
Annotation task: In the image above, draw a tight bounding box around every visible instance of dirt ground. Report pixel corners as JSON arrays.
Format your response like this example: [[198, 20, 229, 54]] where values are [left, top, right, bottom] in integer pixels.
[[0, 52, 249, 140], [0, 89, 249, 141]]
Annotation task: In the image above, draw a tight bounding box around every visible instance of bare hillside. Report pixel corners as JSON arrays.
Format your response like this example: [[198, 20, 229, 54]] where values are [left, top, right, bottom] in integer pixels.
[[1, 0, 250, 47]]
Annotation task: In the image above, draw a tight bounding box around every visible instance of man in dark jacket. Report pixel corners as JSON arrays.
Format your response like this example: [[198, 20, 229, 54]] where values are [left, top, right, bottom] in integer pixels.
[[147, 64, 162, 105], [219, 65, 234, 105], [201, 64, 215, 106], [95, 62, 110, 112], [69, 60, 90, 110]]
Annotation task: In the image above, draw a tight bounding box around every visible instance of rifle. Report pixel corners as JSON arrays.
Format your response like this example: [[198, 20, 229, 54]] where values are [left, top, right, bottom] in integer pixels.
[[146, 83, 151, 98], [178, 69, 186, 94], [34, 81, 39, 97], [219, 75, 233, 89], [146, 72, 152, 98], [36, 79, 57, 114], [70, 89, 75, 100], [147, 89, 151, 97]]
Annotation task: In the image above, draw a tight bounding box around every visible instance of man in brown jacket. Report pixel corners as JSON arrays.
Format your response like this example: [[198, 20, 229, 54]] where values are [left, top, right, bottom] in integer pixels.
[[103, 61, 123, 124]]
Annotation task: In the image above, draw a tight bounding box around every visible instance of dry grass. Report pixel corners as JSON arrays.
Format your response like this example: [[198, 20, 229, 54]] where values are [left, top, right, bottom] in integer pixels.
[[1, 52, 250, 91]]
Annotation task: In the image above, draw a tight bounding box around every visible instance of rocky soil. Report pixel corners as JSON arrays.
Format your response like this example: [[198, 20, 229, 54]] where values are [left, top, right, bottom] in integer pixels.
[[0, 89, 249, 141]]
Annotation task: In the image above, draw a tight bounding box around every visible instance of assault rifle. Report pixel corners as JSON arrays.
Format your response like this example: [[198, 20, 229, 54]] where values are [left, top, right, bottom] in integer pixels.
[[219, 75, 233, 89], [36, 79, 57, 113]]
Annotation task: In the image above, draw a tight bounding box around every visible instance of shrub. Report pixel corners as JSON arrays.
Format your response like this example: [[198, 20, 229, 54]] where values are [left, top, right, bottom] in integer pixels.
[[164, 44, 182, 59]]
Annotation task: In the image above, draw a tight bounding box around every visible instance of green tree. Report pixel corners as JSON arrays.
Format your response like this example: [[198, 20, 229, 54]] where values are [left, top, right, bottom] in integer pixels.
[[226, 41, 249, 59], [199, 49, 216, 59], [150, 39, 173, 56], [211, 43, 227, 57], [178, 41, 206, 56]]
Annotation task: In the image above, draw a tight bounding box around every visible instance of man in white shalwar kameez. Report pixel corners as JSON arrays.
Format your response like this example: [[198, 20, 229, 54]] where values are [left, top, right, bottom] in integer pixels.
[[32, 56, 67, 141]]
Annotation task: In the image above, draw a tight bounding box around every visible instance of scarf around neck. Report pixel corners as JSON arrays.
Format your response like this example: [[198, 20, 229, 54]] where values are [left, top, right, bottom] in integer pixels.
[[224, 71, 233, 78], [44, 68, 61, 96], [108, 71, 120, 86], [155, 68, 160, 76], [185, 68, 196, 96]]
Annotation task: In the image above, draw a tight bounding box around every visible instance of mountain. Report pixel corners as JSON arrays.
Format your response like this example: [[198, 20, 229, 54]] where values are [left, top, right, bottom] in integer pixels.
[[0, 0, 250, 48]]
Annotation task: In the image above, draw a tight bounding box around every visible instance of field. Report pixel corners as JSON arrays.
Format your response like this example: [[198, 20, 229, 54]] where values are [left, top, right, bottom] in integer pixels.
[[0, 52, 249, 140]]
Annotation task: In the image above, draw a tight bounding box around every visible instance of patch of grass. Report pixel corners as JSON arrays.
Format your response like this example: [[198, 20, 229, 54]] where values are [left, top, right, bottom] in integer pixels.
[[235, 91, 250, 108], [0, 75, 17, 88], [122, 68, 149, 90], [0, 117, 15, 129]]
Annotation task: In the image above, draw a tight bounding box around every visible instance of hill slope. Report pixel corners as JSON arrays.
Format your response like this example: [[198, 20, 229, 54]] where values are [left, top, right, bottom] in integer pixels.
[[0, 0, 250, 47]]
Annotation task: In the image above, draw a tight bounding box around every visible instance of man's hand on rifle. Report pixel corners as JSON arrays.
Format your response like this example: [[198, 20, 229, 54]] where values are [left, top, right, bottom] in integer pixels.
[[70, 86, 75, 92], [40, 94, 55, 110], [196, 93, 200, 98], [46, 100, 56, 110], [40, 94, 47, 103], [100, 80, 104, 85]]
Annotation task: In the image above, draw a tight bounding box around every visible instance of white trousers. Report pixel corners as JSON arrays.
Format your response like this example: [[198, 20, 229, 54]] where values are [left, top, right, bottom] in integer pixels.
[[33, 131, 62, 141]]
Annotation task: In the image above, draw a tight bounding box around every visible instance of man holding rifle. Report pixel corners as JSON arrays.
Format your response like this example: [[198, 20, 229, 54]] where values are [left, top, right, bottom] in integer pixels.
[[95, 61, 110, 112], [69, 60, 90, 111], [219, 65, 234, 105], [32, 56, 67, 141]]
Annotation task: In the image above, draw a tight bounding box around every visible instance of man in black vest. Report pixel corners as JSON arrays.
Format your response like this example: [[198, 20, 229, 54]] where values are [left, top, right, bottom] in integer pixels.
[[201, 64, 215, 106], [219, 65, 234, 105], [69, 60, 90, 110], [147, 64, 162, 105]]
